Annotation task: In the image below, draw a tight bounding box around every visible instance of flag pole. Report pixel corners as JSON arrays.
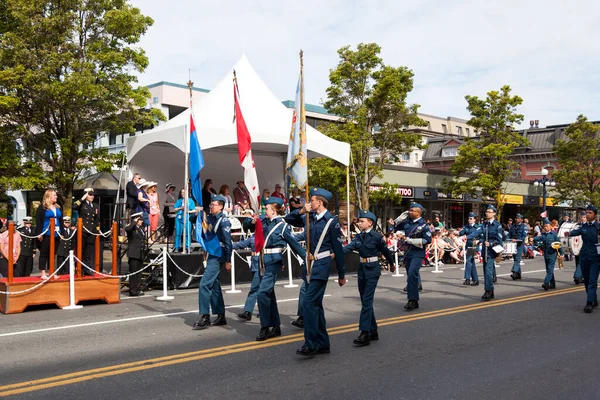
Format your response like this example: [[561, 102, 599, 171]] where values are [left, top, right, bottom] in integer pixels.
[[184, 78, 193, 254], [300, 50, 311, 277]]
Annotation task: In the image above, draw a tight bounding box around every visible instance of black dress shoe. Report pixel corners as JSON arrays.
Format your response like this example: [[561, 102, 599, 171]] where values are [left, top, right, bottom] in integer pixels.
[[291, 316, 304, 329], [574, 278, 582, 285], [192, 315, 211, 330], [463, 279, 471, 286], [129, 291, 144, 297], [403, 286, 408, 292], [418, 283, 423, 292], [296, 345, 317, 357], [256, 327, 270, 341], [237, 311, 252, 321], [212, 314, 227, 326], [481, 291, 495, 301], [404, 300, 419, 311], [316, 347, 331, 354], [470, 280, 479, 286], [549, 282, 556, 289], [267, 326, 281, 339], [369, 330, 379, 341], [593, 301, 599, 308], [584, 303, 594, 313], [353, 331, 371, 347], [541, 283, 550, 291]]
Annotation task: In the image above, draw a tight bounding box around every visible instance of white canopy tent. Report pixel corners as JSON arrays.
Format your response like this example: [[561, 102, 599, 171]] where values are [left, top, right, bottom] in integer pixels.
[[126, 55, 350, 201]]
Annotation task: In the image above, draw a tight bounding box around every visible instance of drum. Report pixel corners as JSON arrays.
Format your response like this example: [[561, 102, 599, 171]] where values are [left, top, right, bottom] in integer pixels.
[[558, 222, 581, 255], [503, 242, 517, 254]]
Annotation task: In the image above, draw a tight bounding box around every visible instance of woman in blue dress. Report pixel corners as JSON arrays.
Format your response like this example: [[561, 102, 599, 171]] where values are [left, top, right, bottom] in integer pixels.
[[173, 188, 198, 252], [35, 189, 63, 279]]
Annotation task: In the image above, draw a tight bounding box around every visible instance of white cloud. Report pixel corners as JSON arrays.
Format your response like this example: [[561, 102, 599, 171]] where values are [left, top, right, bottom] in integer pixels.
[[129, 0, 600, 127]]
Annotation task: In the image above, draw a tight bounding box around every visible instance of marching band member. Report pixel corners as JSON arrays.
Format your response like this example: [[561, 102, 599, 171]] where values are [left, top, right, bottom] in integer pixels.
[[459, 212, 479, 286], [532, 219, 563, 291], [232, 218, 261, 322], [509, 213, 528, 280]]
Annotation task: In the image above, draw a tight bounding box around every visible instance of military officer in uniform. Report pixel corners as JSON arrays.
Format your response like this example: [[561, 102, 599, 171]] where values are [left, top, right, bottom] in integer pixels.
[[233, 218, 261, 322], [286, 188, 346, 357], [532, 218, 563, 291], [73, 188, 100, 276], [459, 212, 479, 286], [125, 212, 146, 296], [509, 213, 527, 280], [394, 203, 432, 311], [17, 217, 35, 277], [564, 204, 600, 313], [343, 210, 395, 347], [56, 216, 76, 275], [467, 205, 503, 301], [193, 195, 232, 329]]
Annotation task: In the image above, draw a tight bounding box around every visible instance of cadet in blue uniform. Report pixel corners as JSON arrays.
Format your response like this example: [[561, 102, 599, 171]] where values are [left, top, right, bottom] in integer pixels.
[[565, 204, 600, 313], [467, 205, 503, 301], [573, 211, 585, 285], [193, 195, 232, 329], [394, 203, 432, 311], [290, 281, 307, 329], [286, 188, 346, 357], [509, 213, 527, 280], [232, 218, 261, 322], [344, 210, 395, 347], [532, 219, 563, 291], [459, 212, 479, 286], [255, 197, 306, 342]]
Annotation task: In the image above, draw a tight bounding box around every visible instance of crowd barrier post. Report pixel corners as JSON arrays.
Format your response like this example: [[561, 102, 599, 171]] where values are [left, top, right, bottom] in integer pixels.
[[112, 221, 118, 276], [392, 247, 404, 277], [8, 222, 14, 283], [95, 235, 101, 272], [461, 242, 467, 271], [226, 251, 241, 294], [432, 238, 443, 273], [157, 246, 174, 301], [76, 218, 83, 278], [284, 245, 298, 288], [63, 250, 83, 310], [49, 218, 55, 275]]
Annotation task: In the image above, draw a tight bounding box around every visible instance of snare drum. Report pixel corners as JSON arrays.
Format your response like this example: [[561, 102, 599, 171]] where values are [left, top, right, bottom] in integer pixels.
[[503, 242, 517, 254]]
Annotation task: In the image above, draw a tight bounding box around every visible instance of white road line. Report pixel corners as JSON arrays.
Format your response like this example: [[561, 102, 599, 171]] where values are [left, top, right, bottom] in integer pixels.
[[0, 295, 331, 338]]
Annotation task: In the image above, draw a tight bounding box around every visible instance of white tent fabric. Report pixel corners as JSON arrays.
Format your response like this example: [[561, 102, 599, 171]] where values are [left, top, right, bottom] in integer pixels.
[[126, 55, 350, 196]]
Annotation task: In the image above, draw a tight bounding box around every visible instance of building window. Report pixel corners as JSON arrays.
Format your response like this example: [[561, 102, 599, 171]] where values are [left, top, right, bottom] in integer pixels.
[[400, 153, 410, 163], [415, 153, 419, 163], [465, 128, 470, 136], [441, 147, 458, 157], [457, 126, 463, 137], [442, 124, 447, 134]]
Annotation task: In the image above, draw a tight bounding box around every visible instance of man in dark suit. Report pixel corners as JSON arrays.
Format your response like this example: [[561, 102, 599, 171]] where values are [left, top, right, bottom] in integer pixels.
[[17, 216, 35, 277], [126, 173, 141, 217], [125, 212, 146, 296], [73, 187, 100, 276]]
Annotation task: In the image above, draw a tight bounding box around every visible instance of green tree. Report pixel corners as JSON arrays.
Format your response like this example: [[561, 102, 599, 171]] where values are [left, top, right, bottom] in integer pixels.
[[0, 129, 49, 193], [0, 0, 164, 215], [323, 43, 427, 210], [368, 182, 402, 231], [552, 115, 600, 205], [444, 85, 528, 217]]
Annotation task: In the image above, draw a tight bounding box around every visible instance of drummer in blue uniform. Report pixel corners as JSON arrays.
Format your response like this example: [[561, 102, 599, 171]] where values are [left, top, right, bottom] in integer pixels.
[[564, 204, 600, 313], [509, 213, 528, 280], [255, 197, 306, 342], [232, 218, 261, 322], [286, 187, 346, 357], [459, 212, 479, 286], [467, 205, 503, 301], [343, 209, 395, 347], [394, 202, 432, 311], [532, 219, 563, 290]]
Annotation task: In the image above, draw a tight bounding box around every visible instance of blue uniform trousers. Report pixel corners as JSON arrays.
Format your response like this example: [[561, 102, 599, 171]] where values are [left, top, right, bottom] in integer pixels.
[[297, 280, 307, 317], [543, 256, 557, 285], [483, 256, 495, 291], [174, 219, 192, 250], [580, 258, 600, 304], [198, 257, 225, 315], [464, 254, 478, 281], [302, 278, 329, 351], [512, 243, 524, 273], [358, 269, 379, 332], [257, 270, 280, 328], [574, 255, 582, 279], [404, 256, 422, 301], [243, 271, 260, 313]]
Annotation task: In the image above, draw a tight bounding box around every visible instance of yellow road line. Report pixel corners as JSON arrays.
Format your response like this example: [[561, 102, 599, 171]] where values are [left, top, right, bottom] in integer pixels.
[[0, 286, 584, 396]]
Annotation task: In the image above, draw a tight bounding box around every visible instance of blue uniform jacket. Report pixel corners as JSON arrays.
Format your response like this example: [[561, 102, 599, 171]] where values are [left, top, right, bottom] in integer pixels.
[[532, 231, 564, 259], [207, 212, 232, 263], [343, 230, 394, 276], [509, 222, 528, 242], [467, 219, 504, 259], [232, 235, 259, 272], [285, 210, 345, 281], [262, 216, 306, 273], [568, 221, 600, 261], [395, 218, 432, 258], [459, 223, 479, 247]]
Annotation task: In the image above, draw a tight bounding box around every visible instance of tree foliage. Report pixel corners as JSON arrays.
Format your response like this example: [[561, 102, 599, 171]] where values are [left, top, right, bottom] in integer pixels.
[[323, 43, 426, 210], [0, 0, 164, 215], [368, 182, 402, 231], [552, 115, 600, 205], [444, 85, 528, 216]]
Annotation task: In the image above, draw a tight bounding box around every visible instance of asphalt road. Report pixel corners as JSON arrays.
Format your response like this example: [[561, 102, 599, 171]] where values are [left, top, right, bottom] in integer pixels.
[[1, 257, 599, 400]]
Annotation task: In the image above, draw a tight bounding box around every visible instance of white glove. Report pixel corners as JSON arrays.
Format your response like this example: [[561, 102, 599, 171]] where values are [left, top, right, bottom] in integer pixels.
[[394, 211, 409, 224], [405, 238, 424, 248]]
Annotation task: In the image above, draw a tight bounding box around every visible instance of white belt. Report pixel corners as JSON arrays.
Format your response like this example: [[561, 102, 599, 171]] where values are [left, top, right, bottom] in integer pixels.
[[263, 247, 285, 254], [313, 250, 332, 260], [360, 256, 379, 263]]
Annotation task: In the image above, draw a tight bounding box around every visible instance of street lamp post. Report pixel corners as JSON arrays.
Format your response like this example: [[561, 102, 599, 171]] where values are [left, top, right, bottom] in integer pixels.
[[533, 168, 556, 213]]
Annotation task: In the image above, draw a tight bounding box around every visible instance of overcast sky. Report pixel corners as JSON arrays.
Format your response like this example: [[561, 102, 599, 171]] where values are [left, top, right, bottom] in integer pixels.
[[129, 0, 600, 128]]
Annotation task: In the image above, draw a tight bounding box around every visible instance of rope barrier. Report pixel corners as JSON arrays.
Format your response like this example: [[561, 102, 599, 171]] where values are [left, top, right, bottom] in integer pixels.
[[0, 259, 67, 295], [77, 255, 162, 279], [165, 251, 203, 278], [17, 227, 50, 239], [82, 225, 113, 238], [59, 229, 78, 241]]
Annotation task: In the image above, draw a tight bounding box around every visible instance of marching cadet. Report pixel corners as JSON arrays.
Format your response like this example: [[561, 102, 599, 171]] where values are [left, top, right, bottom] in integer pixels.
[[509, 213, 528, 280], [394, 203, 432, 311], [17, 217, 35, 277], [73, 187, 100, 276], [573, 211, 585, 285], [232, 218, 261, 322], [125, 212, 146, 296], [193, 195, 232, 330], [467, 205, 504, 301], [343, 209, 395, 347], [286, 188, 346, 357], [564, 204, 600, 313], [532, 219, 563, 291], [56, 217, 76, 275], [459, 212, 479, 286]]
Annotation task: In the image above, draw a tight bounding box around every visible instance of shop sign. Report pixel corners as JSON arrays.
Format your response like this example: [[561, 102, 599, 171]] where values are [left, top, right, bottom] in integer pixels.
[[500, 194, 523, 205], [369, 185, 414, 198]]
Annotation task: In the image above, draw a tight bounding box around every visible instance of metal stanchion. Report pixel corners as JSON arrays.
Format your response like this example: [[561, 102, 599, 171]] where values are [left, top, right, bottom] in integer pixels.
[[63, 250, 83, 310], [284, 245, 298, 288], [461, 241, 466, 271], [226, 251, 241, 294], [392, 247, 404, 277], [157, 247, 174, 301], [432, 238, 443, 273]]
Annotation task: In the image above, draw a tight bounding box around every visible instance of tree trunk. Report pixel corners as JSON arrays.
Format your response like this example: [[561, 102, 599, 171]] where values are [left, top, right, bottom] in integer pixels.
[[63, 182, 74, 218]]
